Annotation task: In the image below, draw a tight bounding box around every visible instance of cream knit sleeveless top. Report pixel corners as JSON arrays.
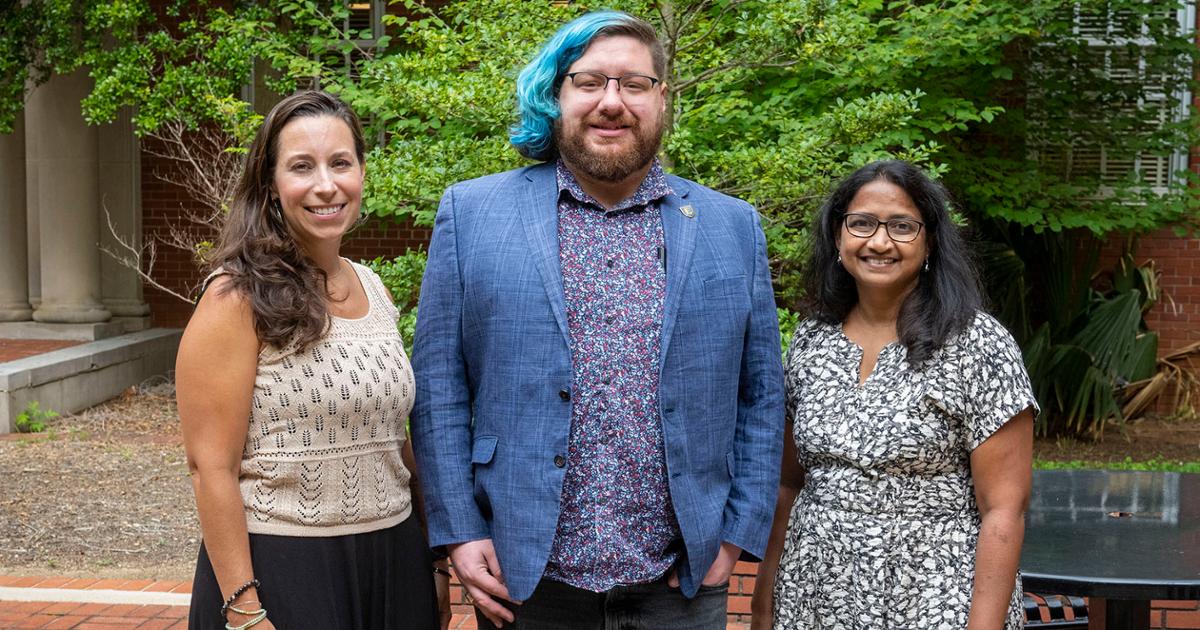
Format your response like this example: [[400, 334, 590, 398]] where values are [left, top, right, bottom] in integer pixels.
[[222, 261, 415, 536]]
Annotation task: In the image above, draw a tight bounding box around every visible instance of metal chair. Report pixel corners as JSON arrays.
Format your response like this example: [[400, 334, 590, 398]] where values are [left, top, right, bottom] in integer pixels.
[[1023, 592, 1088, 628]]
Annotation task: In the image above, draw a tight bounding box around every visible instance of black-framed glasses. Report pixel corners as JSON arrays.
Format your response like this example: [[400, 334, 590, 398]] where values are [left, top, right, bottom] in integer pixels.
[[842, 213, 925, 243], [565, 71, 661, 97]]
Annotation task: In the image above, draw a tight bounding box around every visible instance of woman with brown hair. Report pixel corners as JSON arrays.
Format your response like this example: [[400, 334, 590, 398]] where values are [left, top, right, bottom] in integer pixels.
[[177, 91, 447, 630]]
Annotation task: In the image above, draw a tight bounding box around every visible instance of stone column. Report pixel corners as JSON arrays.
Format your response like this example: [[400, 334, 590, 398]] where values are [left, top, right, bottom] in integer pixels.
[[0, 113, 32, 321], [28, 70, 111, 323], [25, 97, 40, 310], [98, 108, 150, 320]]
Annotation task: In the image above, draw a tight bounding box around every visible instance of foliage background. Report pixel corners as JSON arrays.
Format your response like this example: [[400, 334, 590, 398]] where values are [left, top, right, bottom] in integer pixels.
[[2, 0, 1198, 435]]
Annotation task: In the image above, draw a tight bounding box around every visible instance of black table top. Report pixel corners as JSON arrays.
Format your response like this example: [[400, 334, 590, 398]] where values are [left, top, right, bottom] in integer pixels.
[[1020, 469, 1200, 600]]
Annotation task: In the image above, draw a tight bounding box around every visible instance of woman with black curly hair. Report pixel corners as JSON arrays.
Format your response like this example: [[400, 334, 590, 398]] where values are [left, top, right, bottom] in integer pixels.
[[753, 160, 1037, 630]]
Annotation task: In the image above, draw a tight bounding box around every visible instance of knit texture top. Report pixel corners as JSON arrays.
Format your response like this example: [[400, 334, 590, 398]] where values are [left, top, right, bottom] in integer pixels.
[[231, 261, 415, 536]]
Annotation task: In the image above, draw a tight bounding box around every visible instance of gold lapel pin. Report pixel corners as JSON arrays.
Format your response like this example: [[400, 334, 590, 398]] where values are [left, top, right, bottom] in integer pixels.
[[680, 204, 696, 219]]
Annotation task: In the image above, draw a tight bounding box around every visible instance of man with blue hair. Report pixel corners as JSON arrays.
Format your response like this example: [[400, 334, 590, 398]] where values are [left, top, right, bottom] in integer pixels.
[[411, 10, 784, 629]]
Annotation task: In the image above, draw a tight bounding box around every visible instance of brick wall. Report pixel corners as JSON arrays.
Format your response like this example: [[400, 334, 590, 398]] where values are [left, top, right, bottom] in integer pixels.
[[140, 137, 216, 329], [1157, 600, 1200, 629], [1102, 231, 1200, 357], [140, 136, 431, 328]]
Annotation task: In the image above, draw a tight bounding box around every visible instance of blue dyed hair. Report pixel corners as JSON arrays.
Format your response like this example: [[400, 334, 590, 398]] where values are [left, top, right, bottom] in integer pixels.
[[510, 10, 665, 161]]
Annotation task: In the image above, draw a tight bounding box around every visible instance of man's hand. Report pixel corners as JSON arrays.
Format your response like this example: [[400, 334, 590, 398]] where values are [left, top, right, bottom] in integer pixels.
[[448, 539, 517, 626], [667, 541, 742, 588], [702, 541, 741, 586]]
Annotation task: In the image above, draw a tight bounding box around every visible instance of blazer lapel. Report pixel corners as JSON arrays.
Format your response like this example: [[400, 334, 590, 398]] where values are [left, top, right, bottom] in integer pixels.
[[658, 176, 696, 366], [518, 164, 572, 349]]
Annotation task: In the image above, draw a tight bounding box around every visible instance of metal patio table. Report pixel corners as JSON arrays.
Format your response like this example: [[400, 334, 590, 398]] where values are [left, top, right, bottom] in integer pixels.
[[1021, 469, 1200, 629]]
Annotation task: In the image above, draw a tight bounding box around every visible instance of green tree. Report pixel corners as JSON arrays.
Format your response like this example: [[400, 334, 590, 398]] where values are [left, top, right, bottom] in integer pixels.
[[4, 0, 1197, 435]]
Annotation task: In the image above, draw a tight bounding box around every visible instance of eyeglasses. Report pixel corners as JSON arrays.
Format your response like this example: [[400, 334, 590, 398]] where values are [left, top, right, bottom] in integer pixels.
[[565, 72, 661, 100], [842, 213, 925, 243]]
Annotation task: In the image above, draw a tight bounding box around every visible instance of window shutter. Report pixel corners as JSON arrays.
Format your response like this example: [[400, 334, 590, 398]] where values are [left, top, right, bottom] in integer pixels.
[[1033, 2, 1194, 195]]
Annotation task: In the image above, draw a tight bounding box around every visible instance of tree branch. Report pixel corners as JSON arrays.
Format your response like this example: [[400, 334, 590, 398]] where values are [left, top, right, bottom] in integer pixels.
[[676, 0, 750, 54], [100, 204, 197, 305], [673, 56, 800, 94]]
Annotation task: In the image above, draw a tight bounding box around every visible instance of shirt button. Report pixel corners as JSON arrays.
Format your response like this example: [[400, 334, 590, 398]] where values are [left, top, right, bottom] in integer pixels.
[[605, 315, 614, 324], [606, 259, 615, 268], [559, 389, 570, 401], [554, 455, 566, 468]]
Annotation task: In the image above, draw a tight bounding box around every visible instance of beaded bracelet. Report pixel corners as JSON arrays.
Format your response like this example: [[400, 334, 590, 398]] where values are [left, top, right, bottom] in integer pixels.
[[220, 578, 261, 619], [225, 609, 267, 630]]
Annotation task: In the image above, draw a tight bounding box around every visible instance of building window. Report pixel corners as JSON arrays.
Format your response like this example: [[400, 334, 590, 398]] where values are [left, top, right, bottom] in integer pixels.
[[347, 2, 383, 42], [1031, 1, 1194, 195]]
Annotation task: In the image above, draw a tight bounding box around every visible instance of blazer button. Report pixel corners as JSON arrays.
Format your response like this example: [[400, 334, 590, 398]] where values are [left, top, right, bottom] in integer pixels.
[[554, 455, 566, 468], [558, 389, 570, 401]]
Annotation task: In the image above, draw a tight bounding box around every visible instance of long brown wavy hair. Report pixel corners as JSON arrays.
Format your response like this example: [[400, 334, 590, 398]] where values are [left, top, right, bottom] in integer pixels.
[[206, 90, 366, 350]]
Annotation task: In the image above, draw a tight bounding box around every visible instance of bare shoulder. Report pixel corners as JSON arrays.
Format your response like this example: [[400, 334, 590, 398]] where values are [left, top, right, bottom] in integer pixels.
[[182, 275, 256, 349]]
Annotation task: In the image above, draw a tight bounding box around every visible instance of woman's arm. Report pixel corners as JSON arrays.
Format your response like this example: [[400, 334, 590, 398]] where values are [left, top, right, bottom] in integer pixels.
[[750, 420, 806, 630], [966, 408, 1034, 630], [177, 278, 273, 628]]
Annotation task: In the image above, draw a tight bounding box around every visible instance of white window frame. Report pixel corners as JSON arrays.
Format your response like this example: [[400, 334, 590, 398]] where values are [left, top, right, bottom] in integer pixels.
[[1033, 1, 1194, 195]]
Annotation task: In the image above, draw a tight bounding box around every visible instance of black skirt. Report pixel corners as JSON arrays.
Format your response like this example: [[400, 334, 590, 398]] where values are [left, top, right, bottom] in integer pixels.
[[189, 515, 438, 630]]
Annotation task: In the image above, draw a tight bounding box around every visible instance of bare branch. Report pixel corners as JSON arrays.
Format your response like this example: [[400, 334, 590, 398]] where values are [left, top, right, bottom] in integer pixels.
[[100, 123, 241, 306], [100, 204, 197, 305], [677, 0, 750, 54], [676, 0, 715, 38], [673, 56, 801, 94], [142, 121, 241, 219]]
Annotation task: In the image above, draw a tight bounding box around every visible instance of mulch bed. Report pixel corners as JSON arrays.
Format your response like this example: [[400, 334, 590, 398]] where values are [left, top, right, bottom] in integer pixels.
[[0, 379, 197, 580], [1, 380, 1197, 581]]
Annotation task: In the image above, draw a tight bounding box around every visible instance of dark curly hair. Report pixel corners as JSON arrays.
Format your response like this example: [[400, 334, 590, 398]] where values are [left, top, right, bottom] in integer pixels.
[[804, 160, 983, 366], [206, 90, 366, 350]]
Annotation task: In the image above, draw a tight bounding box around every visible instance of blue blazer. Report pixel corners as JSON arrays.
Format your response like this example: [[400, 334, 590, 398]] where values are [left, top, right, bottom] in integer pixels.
[[411, 162, 785, 601]]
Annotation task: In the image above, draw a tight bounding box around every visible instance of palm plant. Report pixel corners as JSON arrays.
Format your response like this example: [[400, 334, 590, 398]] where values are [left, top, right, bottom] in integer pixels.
[[979, 231, 1163, 437]]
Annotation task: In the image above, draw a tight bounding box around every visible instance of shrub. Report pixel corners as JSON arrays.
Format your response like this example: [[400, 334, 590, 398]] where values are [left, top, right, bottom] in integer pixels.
[[362, 250, 427, 354]]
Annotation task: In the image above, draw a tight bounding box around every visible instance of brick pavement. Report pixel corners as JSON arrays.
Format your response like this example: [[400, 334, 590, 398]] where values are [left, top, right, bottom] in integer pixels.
[[0, 576, 750, 629], [4, 573, 1199, 629], [0, 339, 83, 364]]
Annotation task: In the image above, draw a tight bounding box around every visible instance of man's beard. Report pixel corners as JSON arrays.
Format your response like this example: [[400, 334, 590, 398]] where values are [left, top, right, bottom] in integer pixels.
[[555, 114, 663, 183]]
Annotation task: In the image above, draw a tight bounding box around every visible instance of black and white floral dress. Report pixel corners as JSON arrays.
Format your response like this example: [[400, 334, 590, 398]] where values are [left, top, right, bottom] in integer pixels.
[[772, 312, 1037, 630]]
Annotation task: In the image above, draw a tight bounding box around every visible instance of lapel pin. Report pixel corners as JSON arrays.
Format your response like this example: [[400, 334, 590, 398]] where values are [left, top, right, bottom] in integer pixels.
[[680, 204, 696, 219]]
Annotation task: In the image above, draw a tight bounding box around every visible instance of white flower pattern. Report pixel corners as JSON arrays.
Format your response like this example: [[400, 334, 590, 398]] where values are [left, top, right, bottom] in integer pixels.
[[773, 312, 1037, 630]]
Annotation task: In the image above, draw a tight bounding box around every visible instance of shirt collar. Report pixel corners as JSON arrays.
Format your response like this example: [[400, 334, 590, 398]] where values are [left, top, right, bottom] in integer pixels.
[[556, 158, 673, 214]]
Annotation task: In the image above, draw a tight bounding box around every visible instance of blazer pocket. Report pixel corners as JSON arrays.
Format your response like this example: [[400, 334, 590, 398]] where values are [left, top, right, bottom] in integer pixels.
[[704, 275, 747, 299], [471, 435, 498, 465]]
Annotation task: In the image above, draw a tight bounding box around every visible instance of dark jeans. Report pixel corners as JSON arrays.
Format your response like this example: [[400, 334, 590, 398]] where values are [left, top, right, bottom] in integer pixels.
[[475, 576, 729, 630]]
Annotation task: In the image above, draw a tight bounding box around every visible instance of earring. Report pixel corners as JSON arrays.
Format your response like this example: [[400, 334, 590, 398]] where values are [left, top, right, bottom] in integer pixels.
[[836, 253, 843, 265], [270, 198, 284, 225], [923, 257, 930, 272]]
